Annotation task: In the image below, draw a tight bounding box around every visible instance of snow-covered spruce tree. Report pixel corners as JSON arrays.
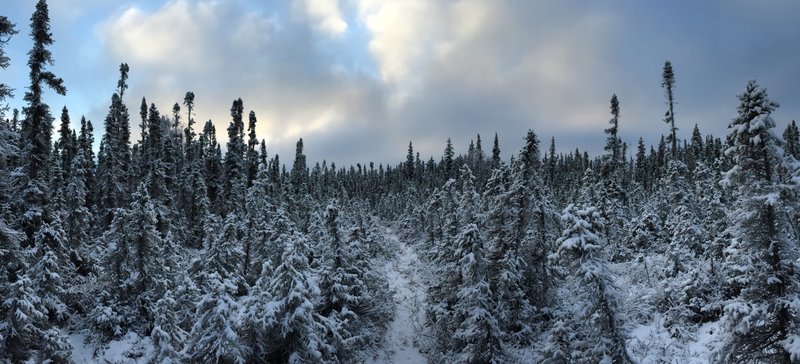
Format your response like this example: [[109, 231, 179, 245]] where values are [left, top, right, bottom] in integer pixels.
[[516, 131, 559, 313], [714, 80, 800, 363], [345, 211, 393, 342], [179, 91, 209, 249], [18, 0, 67, 245], [659, 163, 714, 337], [1, 272, 72, 363], [291, 138, 308, 195], [485, 164, 535, 344], [183, 272, 248, 364], [599, 95, 629, 260], [150, 290, 186, 364], [243, 161, 273, 284], [192, 212, 246, 293], [245, 111, 259, 187], [266, 232, 334, 363], [96, 63, 132, 228], [784, 120, 800, 160], [548, 204, 631, 363], [97, 182, 174, 335], [661, 160, 703, 275], [223, 99, 247, 215], [30, 219, 72, 324], [318, 200, 370, 360], [662, 61, 678, 157], [64, 150, 93, 254], [692, 161, 728, 261], [0, 220, 24, 358], [3, 220, 73, 362], [240, 261, 275, 362], [450, 168, 505, 363], [426, 178, 463, 351], [200, 119, 224, 214]]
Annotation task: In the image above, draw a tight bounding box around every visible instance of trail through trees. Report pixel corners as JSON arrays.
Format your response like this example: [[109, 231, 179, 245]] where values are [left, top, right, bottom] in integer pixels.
[[368, 226, 428, 364]]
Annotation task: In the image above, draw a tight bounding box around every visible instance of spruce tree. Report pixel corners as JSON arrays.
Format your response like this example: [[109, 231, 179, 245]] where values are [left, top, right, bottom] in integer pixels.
[[783, 120, 800, 160], [405, 141, 415, 181], [19, 0, 67, 244], [662, 61, 678, 157], [604, 94, 622, 176], [224, 98, 246, 214], [492, 163, 536, 343], [267, 233, 333, 363], [150, 290, 186, 364], [201, 120, 223, 213], [491, 133, 502, 169], [551, 204, 631, 363], [184, 273, 248, 364], [715, 80, 800, 363], [96, 64, 132, 227], [443, 138, 455, 180], [451, 168, 505, 363], [292, 138, 308, 193], [318, 201, 368, 360], [246, 110, 259, 187]]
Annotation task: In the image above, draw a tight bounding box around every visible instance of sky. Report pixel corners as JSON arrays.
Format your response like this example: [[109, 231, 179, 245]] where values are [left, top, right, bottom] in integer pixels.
[[2, 0, 800, 166]]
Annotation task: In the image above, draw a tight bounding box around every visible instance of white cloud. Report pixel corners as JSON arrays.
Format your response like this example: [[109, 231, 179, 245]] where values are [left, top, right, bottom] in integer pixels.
[[351, 0, 620, 156], [295, 0, 348, 36]]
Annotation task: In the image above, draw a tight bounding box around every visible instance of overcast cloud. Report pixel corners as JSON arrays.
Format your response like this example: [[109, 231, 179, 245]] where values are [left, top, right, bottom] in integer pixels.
[[2, 0, 800, 165]]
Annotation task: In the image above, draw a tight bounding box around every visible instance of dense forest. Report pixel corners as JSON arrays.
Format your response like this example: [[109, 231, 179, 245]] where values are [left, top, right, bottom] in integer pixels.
[[1, 1, 800, 363]]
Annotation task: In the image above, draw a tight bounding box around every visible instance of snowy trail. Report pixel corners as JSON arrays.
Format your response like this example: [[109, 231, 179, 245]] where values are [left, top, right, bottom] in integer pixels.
[[367, 227, 428, 364]]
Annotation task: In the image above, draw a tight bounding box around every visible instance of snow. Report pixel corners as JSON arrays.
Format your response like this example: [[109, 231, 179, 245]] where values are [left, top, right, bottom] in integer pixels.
[[70, 332, 154, 363], [627, 314, 720, 363], [367, 227, 428, 364]]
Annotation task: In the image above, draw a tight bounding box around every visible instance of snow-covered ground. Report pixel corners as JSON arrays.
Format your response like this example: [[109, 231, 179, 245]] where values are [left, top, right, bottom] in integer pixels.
[[70, 332, 154, 363], [367, 228, 428, 364], [628, 315, 720, 363]]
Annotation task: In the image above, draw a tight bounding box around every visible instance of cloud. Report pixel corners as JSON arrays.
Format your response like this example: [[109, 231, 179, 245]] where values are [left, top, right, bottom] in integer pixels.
[[352, 0, 621, 158], [98, 0, 384, 163], [85, 0, 800, 165], [295, 0, 348, 36]]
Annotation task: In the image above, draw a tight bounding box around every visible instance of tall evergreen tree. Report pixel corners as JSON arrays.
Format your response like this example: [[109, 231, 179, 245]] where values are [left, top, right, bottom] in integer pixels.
[[201, 119, 223, 213], [53, 106, 75, 180], [245, 111, 259, 187], [663, 61, 678, 157], [292, 138, 308, 193], [96, 64, 132, 227], [19, 0, 67, 244], [491, 133, 502, 169], [783, 120, 800, 160], [604, 94, 622, 175], [715, 80, 800, 363], [223, 98, 246, 214], [450, 168, 505, 363], [443, 138, 455, 180], [405, 141, 415, 181]]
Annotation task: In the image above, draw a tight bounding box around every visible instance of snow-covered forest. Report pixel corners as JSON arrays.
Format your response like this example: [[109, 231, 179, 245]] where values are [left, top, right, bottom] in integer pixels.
[[2, 1, 800, 363]]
